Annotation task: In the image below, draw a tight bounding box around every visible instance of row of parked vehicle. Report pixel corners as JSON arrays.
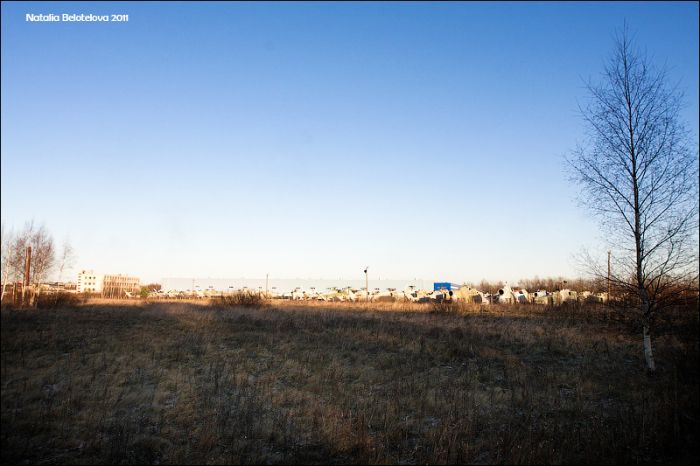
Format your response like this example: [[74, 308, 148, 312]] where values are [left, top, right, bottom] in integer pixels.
[[282, 284, 608, 304], [145, 283, 608, 304], [450, 284, 608, 305]]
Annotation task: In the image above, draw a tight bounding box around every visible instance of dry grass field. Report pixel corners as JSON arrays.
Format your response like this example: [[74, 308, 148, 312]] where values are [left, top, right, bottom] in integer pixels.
[[1, 299, 698, 464]]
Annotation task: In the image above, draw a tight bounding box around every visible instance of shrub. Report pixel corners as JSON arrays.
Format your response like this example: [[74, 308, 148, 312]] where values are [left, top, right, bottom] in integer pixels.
[[35, 292, 83, 310], [212, 291, 268, 309]]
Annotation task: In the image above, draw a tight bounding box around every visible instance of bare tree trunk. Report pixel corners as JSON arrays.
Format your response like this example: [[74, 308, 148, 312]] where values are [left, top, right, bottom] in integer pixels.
[[642, 321, 656, 372], [36, 283, 43, 306], [29, 285, 38, 308], [0, 268, 8, 304]]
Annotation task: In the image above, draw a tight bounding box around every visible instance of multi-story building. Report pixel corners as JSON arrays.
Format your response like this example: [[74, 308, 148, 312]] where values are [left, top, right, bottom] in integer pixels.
[[77, 270, 103, 293], [77, 270, 140, 297], [102, 274, 140, 298]]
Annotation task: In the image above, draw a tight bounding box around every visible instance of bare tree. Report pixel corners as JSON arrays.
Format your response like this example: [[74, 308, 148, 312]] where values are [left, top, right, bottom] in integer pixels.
[[568, 28, 699, 371], [0, 223, 15, 304], [57, 238, 76, 283], [6, 221, 57, 286]]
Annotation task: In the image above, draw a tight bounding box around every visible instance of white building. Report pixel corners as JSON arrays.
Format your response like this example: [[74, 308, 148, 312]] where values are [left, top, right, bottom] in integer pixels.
[[77, 270, 140, 297], [77, 270, 103, 293]]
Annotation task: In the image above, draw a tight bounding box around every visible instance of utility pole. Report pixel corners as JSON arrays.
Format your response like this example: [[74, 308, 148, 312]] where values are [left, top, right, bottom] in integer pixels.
[[364, 266, 369, 302], [607, 250, 611, 302], [265, 273, 269, 296]]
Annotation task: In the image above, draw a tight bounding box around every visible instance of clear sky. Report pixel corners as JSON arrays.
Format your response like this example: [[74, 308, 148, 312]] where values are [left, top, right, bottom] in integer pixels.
[[1, 1, 698, 284]]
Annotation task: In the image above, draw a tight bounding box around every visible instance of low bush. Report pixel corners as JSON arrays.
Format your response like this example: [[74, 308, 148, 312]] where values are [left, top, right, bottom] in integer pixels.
[[212, 291, 268, 309], [35, 292, 83, 310]]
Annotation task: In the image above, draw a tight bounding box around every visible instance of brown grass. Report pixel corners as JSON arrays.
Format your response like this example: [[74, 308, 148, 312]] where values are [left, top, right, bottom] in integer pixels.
[[1, 300, 698, 464]]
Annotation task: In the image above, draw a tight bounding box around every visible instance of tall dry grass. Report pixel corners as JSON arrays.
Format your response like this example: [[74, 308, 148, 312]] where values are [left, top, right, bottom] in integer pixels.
[[212, 291, 269, 309], [1, 300, 697, 464]]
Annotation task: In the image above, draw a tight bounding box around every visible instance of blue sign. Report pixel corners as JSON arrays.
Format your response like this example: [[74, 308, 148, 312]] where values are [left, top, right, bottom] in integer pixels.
[[433, 282, 452, 291]]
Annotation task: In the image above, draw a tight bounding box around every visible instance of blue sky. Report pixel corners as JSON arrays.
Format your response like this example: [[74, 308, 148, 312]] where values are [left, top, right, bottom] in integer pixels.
[[1, 1, 698, 284]]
